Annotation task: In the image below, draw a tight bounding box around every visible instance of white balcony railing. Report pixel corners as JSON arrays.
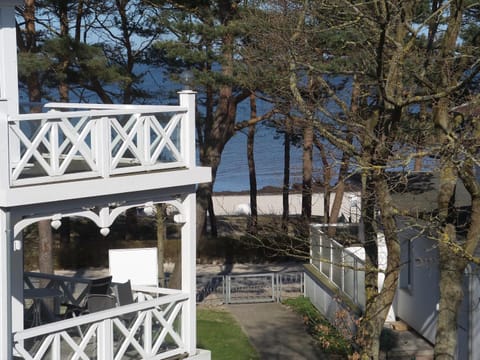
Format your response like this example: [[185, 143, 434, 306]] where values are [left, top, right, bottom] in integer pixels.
[[7, 102, 193, 187], [310, 226, 365, 310], [16, 286, 189, 360]]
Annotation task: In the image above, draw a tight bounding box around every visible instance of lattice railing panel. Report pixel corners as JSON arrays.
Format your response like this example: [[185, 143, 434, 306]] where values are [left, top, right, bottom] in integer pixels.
[[14, 292, 189, 360], [8, 105, 187, 186]]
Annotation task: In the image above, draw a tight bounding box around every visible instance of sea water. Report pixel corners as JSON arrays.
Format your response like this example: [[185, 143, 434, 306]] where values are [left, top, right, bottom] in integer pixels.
[[215, 123, 322, 192]]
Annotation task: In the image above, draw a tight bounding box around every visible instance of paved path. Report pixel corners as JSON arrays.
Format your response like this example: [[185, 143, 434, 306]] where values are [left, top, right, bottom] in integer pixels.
[[226, 303, 327, 360]]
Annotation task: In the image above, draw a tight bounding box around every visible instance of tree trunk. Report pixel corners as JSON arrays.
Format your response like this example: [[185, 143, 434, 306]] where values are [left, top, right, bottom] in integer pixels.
[[432, 0, 467, 344], [301, 119, 313, 238], [434, 149, 464, 359], [196, 182, 213, 247], [156, 204, 167, 287], [207, 196, 217, 238], [327, 133, 352, 236], [435, 226, 466, 360], [329, 75, 357, 231], [313, 137, 331, 224], [196, 90, 237, 244], [38, 219, 54, 312], [357, 168, 379, 359], [357, 169, 401, 360], [247, 93, 258, 235], [168, 240, 182, 290], [413, 157, 423, 172], [38, 220, 54, 274], [196, 15, 239, 243], [282, 116, 292, 232]]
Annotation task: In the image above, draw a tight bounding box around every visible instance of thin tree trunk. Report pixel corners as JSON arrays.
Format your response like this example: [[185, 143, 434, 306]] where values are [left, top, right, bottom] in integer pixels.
[[247, 93, 258, 235], [313, 136, 330, 224], [329, 74, 358, 231], [207, 196, 217, 238], [38, 220, 54, 274], [282, 116, 292, 232], [301, 119, 313, 238], [156, 204, 167, 287], [38, 219, 54, 309], [168, 240, 182, 290], [196, 182, 211, 245]]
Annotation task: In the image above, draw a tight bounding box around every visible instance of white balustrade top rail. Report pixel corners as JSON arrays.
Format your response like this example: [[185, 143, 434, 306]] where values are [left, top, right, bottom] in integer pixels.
[[7, 102, 193, 187]]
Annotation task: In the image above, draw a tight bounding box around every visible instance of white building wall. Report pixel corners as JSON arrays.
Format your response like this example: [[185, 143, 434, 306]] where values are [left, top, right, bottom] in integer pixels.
[[394, 229, 439, 343], [394, 223, 478, 360], [213, 191, 360, 221]]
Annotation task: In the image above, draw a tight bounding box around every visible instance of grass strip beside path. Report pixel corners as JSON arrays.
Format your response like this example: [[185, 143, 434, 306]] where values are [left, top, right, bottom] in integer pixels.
[[197, 307, 259, 360]]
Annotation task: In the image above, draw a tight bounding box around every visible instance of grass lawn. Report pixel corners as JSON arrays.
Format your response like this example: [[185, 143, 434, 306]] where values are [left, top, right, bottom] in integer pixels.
[[197, 307, 259, 360]]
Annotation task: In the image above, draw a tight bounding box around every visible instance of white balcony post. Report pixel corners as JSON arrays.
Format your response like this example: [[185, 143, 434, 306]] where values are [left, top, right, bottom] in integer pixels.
[[0, 104, 10, 192], [179, 90, 196, 168], [98, 319, 114, 360], [97, 117, 111, 178], [181, 190, 197, 354], [0, 1, 21, 168], [0, 209, 13, 360], [0, 1, 20, 114], [10, 211, 24, 334]]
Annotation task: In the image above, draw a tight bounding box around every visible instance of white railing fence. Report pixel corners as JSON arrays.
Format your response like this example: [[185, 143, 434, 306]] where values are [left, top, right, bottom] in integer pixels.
[[196, 272, 304, 304], [310, 226, 365, 310], [15, 290, 189, 360], [8, 103, 192, 187]]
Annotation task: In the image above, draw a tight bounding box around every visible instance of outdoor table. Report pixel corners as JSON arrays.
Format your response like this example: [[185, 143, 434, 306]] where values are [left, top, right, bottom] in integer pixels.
[[24, 288, 63, 327]]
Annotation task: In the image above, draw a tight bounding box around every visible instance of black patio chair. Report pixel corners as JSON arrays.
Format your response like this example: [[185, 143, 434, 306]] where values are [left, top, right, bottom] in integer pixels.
[[85, 294, 117, 313], [63, 276, 113, 318], [112, 280, 136, 324]]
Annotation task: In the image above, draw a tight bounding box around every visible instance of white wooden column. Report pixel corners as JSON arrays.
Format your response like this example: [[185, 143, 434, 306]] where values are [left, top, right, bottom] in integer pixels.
[[10, 209, 24, 333], [0, 1, 22, 171], [0, 1, 20, 114], [181, 189, 197, 354], [178, 90, 196, 168], [0, 209, 13, 360]]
